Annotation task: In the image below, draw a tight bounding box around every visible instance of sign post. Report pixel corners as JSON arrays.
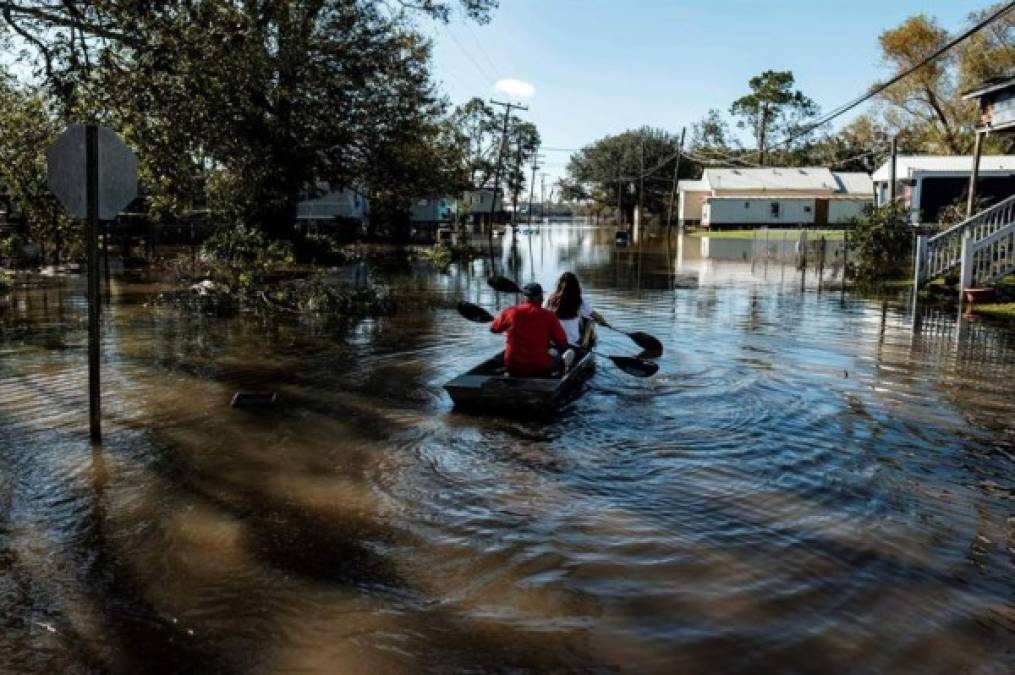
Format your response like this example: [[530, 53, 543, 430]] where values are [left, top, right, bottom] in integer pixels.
[[47, 124, 138, 443], [86, 125, 101, 441]]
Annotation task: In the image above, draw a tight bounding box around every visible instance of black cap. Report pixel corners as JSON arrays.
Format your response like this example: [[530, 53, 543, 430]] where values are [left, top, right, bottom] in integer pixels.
[[521, 282, 544, 298]]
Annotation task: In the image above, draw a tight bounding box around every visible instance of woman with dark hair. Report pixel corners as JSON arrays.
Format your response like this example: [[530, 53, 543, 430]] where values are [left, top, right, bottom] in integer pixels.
[[544, 272, 605, 348]]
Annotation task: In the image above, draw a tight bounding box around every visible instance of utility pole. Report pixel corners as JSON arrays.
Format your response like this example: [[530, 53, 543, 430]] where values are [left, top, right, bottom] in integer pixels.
[[511, 136, 525, 227], [967, 130, 983, 218], [616, 162, 623, 228], [666, 127, 686, 230], [637, 141, 644, 234], [889, 134, 898, 206], [487, 100, 528, 235], [527, 154, 540, 226], [540, 173, 547, 222]]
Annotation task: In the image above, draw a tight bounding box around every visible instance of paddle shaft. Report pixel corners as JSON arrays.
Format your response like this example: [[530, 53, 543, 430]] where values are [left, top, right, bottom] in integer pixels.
[[487, 276, 662, 354]]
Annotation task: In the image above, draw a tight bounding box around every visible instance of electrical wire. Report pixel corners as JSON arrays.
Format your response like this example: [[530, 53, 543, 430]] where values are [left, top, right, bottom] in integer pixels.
[[740, 1, 1015, 160]]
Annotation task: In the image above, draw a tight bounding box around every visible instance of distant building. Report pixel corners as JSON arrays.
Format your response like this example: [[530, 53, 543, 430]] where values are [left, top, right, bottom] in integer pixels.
[[296, 186, 368, 225], [410, 196, 456, 225], [463, 189, 503, 215], [963, 74, 1015, 134], [679, 167, 873, 229], [462, 188, 507, 228], [872, 155, 1015, 225]]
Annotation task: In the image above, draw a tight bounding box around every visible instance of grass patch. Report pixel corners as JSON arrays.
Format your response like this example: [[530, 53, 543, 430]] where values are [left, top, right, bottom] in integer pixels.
[[686, 228, 846, 240], [972, 303, 1015, 320]]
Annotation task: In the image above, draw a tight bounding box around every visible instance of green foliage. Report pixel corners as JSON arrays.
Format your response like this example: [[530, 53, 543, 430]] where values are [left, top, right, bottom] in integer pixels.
[[565, 127, 693, 222], [0, 74, 77, 263], [846, 205, 913, 281], [935, 195, 994, 231], [730, 70, 818, 164], [876, 5, 1015, 154], [420, 243, 454, 271], [270, 274, 394, 316], [689, 109, 741, 160], [1, 1, 503, 242], [450, 97, 541, 194], [199, 225, 293, 289]]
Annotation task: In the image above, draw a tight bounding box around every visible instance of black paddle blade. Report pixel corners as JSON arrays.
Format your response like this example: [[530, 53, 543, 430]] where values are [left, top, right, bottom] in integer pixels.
[[628, 331, 663, 355], [487, 275, 522, 294], [457, 301, 494, 323], [608, 356, 659, 378]]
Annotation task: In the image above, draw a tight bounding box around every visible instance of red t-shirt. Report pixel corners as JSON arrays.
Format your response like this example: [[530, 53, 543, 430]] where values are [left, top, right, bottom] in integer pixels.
[[490, 301, 568, 376]]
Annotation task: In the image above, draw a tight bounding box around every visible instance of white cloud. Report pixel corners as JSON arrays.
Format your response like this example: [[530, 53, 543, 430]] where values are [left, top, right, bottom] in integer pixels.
[[494, 78, 535, 99]]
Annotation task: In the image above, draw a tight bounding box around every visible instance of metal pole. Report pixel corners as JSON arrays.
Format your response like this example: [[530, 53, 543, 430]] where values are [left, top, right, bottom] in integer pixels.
[[487, 100, 528, 235], [889, 135, 898, 206], [666, 127, 686, 230], [637, 141, 644, 234], [616, 163, 622, 228], [527, 158, 539, 227], [966, 130, 983, 218], [541, 173, 546, 223], [86, 124, 101, 443], [511, 137, 524, 227]]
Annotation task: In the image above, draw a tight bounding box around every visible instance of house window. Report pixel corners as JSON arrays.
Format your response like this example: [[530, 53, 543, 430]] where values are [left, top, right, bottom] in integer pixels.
[[770, 202, 780, 217]]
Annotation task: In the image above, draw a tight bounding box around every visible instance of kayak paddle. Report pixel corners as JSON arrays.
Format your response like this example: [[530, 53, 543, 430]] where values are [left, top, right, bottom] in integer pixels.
[[487, 276, 664, 355], [456, 301, 658, 378]]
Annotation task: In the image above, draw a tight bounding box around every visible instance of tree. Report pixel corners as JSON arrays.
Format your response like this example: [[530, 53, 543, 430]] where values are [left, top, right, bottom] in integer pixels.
[[792, 115, 901, 173], [0, 73, 75, 263], [878, 15, 967, 154], [848, 204, 912, 281], [875, 5, 1015, 155], [730, 70, 818, 165], [504, 119, 540, 217], [364, 116, 470, 240], [689, 108, 740, 162], [0, 0, 500, 241], [565, 127, 697, 225], [450, 97, 499, 190]]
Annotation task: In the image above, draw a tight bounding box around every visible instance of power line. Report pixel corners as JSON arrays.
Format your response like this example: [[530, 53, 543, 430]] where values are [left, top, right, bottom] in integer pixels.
[[464, 22, 503, 81], [441, 25, 496, 85], [596, 0, 1013, 181], [741, 1, 1015, 160]]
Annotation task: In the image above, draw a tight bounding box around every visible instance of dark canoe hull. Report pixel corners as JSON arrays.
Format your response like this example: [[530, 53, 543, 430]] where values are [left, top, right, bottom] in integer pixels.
[[444, 350, 595, 412]]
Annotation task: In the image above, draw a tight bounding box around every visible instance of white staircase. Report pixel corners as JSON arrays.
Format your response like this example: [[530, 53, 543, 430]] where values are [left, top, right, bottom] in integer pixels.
[[915, 194, 1015, 291]]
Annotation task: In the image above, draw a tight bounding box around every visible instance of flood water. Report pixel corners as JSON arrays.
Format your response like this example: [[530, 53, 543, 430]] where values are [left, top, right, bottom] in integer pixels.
[[1, 222, 1013, 674]]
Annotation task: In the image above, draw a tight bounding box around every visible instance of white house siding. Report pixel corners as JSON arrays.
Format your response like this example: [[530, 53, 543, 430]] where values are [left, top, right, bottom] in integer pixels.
[[704, 197, 816, 227], [678, 190, 709, 223], [828, 198, 870, 223]]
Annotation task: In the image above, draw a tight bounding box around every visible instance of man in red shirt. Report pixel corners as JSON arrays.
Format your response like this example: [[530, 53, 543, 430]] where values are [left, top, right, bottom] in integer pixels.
[[490, 282, 570, 377]]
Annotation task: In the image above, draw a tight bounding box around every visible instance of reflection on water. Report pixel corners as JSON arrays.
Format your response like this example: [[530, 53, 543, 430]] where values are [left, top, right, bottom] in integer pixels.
[[1, 222, 1014, 673]]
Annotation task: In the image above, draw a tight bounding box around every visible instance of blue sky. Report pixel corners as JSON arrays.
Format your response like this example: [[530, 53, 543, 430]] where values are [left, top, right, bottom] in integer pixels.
[[425, 0, 992, 183]]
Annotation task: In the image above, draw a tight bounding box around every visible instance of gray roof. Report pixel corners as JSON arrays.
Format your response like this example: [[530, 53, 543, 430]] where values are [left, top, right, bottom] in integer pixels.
[[689, 167, 870, 195], [832, 172, 874, 195], [872, 155, 1015, 181], [703, 167, 839, 192]]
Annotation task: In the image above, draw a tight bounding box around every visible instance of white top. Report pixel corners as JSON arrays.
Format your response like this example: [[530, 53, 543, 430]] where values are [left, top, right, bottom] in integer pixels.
[[544, 299, 593, 346], [871, 155, 1015, 181]]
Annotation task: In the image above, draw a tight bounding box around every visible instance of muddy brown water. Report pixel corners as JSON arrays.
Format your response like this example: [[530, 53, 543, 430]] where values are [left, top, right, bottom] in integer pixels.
[[1, 224, 1013, 674]]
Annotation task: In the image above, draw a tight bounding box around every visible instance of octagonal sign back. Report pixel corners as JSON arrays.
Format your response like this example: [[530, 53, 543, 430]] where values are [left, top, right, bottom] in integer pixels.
[[47, 124, 138, 220]]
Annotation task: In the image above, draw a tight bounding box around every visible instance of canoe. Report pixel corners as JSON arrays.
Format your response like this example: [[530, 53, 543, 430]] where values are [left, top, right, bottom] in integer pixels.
[[444, 349, 595, 412]]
